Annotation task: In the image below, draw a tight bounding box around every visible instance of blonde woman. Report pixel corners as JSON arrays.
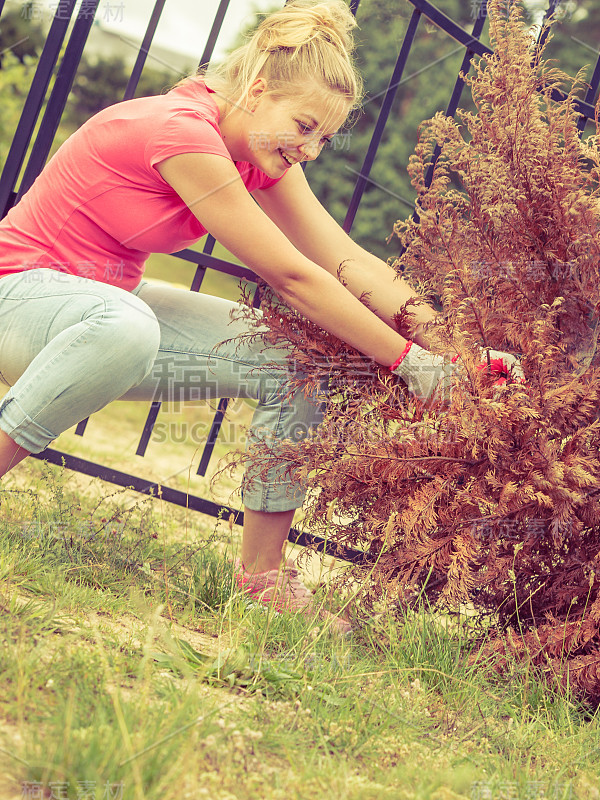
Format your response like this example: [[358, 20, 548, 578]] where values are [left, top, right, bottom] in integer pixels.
[[0, 0, 517, 633]]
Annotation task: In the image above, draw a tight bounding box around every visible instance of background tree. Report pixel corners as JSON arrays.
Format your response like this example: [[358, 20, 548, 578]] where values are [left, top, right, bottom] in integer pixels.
[[542, 0, 600, 81], [0, 4, 45, 161], [0, 2, 44, 66], [306, 0, 482, 260], [307, 0, 600, 260], [66, 56, 176, 130], [0, 50, 35, 164]]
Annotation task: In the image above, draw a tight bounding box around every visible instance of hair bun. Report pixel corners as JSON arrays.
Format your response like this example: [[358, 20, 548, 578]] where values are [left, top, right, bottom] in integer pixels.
[[199, 0, 362, 115], [257, 0, 357, 56]]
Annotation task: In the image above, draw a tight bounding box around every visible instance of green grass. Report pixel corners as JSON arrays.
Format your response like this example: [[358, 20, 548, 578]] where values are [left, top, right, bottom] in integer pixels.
[[0, 462, 599, 800]]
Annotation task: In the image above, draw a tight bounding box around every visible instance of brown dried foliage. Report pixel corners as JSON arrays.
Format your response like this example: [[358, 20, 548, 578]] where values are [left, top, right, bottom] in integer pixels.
[[229, 1, 600, 704]]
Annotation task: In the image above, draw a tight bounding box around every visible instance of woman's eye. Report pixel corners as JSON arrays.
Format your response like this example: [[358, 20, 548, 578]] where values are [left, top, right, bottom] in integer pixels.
[[296, 121, 330, 147]]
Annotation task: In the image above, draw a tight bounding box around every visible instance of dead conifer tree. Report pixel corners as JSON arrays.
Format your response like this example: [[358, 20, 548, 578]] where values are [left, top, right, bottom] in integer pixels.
[[227, 0, 600, 704]]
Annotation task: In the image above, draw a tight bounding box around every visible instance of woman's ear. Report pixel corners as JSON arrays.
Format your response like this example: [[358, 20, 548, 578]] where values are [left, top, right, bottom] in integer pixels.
[[246, 77, 267, 112]]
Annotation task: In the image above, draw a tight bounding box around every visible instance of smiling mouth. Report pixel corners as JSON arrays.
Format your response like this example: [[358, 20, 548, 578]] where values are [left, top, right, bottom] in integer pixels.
[[279, 150, 297, 166]]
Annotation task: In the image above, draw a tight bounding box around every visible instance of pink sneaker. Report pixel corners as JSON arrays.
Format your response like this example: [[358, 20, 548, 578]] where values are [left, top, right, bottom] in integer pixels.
[[234, 558, 352, 635]]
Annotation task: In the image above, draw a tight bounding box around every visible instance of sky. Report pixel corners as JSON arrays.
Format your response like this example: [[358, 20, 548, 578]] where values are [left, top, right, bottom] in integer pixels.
[[33, 1, 563, 67], [97, 0, 278, 62]]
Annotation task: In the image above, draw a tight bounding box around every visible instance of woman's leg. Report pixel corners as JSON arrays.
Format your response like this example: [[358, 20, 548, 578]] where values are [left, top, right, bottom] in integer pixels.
[[0, 273, 320, 571], [125, 282, 324, 570], [241, 508, 296, 572], [0, 431, 29, 477], [0, 273, 344, 626], [0, 269, 161, 469]]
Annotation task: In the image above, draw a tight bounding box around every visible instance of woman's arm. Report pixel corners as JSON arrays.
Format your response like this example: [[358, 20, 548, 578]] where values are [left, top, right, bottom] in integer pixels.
[[156, 152, 409, 366], [252, 163, 438, 348]]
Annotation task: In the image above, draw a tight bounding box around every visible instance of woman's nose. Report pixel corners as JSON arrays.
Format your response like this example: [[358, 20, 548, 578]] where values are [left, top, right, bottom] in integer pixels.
[[299, 137, 323, 162]]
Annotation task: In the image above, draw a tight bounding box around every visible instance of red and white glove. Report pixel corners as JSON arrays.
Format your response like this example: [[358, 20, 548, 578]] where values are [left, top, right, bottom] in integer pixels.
[[390, 341, 523, 403]]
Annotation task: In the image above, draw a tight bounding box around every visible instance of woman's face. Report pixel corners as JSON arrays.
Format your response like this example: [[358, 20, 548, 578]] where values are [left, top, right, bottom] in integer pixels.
[[230, 81, 351, 177]]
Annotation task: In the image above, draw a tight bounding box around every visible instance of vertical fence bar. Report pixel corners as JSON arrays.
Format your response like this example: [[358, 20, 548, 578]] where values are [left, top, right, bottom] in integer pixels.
[[199, 0, 230, 67], [126, 0, 179, 455], [444, 1, 487, 116], [12, 0, 98, 440], [17, 0, 101, 202], [536, 0, 562, 52], [196, 397, 229, 476], [0, 0, 77, 217], [577, 53, 600, 133], [420, 0, 488, 195], [134, 0, 232, 458], [192, 235, 218, 294], [123, 0, 167, 101], [190, 0, 261, 470], [189, 262, 208, 293], [136, 402, 162, 456], [342, 7, 421, 234], [15, 0, 99, 443]]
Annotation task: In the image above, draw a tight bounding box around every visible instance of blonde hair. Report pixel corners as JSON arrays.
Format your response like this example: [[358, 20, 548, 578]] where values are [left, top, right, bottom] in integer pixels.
[[196, 0, 362, 120]]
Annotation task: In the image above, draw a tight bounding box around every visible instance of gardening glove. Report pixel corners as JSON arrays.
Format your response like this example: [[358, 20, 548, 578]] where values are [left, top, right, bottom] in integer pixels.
[[390, 342, 524, 403], [390, 341, 458, 403]]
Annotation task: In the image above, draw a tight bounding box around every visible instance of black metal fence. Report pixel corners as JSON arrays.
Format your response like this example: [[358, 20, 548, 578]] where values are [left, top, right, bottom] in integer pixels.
[[0, 0, 598, 559]]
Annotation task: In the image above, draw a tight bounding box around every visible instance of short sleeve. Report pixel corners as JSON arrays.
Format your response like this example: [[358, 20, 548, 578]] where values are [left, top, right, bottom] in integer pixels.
[[144, 110, 233, 174]]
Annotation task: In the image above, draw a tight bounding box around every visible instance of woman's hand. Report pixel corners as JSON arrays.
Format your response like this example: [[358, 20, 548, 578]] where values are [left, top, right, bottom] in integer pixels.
[[390, 342, 524, 403], [391, 342, 456, 402]]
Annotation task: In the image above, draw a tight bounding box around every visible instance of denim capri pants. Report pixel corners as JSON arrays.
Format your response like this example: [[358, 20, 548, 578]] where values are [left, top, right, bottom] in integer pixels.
[[0, 268, 322, 512]]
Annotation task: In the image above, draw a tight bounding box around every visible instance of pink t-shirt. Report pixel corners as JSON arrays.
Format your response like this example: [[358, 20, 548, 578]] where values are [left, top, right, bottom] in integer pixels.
[[0, 80, 284, 291]]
